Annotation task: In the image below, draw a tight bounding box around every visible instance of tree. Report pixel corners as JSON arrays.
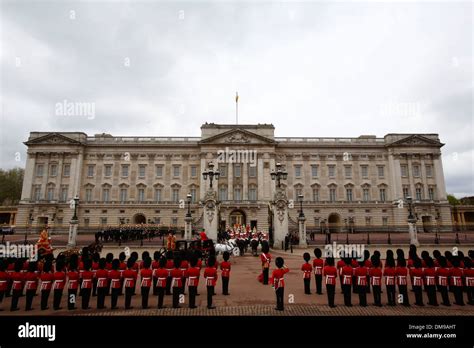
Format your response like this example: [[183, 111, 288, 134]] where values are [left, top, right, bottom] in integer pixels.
[[0, 168, 24, 205]]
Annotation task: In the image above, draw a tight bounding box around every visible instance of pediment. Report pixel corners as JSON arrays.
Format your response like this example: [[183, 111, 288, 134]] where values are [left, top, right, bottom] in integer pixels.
[[387, 135, 443, 148], [199, 129, 275, 145], [24, 133, 84, 146]]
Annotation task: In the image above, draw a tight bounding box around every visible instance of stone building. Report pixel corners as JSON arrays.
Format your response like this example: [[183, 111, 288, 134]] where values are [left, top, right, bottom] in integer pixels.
[[16, 123, 452, 239]]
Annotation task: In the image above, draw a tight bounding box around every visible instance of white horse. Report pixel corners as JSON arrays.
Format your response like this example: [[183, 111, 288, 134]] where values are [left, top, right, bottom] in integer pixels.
[[215, 239, 240, 256]]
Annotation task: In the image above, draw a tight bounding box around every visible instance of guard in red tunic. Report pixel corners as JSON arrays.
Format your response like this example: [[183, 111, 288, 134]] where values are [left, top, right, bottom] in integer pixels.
[[0, 259, 8, 306], [424, 257, 438, 306], [323, 257, 337, 307], [204, 256, 218, 309], [384, 257, 397, 306], [152, 251, 160, 296], [450, 257, 464, 306], [369, 257, 383, 307], [187, 256, 200, 308], [67, 255, 79, 310], [395, 258, 410, 306], [155, 257, 168, 309], [80, 259, 94, 310], [171, 257, 183, 308], [340, 258, 353, 307], [220, 251, 231, 295], [354, 260, 368, 307], [91, 253, 100, 297], [301, 252, 312, 295], [123, 259, 137, 309], [463, 257, 474, 305], [25, 261, 38, 311], [96, 258, 109, 309], [411, 258, 424, 306], [40, 261, 54, 310], [271, 257, 289, 311], [436, 256, 451, 306], [336, 258, 345, 293], [165, 251, 174, 295], [313, 248, 324, 295], [53, 257, 66, 310], [260, 243, 272, 285], [9, 259, 24, 311], [179, 253, 189, 295], [140, 257, 153, 309], [109, 259, 122, 309]]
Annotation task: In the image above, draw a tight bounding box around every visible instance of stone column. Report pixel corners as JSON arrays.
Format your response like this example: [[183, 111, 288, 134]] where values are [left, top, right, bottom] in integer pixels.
[[433, 155, 447, 200], [202, 190, 218, 240], [272, 188, 289, 249], [228, 163, 233, 200], [407, 155, 415, 198], [408, 220, 419, 246], [21, 152, 36, 201], [67, 218, 79, 248], [257, 157, 265, 200], [200, 157, 206, 200], [298, 216, 307, 247], [184, 216, 193, 240], [243, 163, 248, 200]]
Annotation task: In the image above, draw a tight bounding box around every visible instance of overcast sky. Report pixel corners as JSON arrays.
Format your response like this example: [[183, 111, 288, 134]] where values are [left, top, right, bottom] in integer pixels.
[[0, 0, 472, 197]]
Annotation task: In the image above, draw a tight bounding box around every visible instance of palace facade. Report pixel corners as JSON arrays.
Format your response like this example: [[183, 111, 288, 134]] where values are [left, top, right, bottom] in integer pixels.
[[16, 123, 453, 238]]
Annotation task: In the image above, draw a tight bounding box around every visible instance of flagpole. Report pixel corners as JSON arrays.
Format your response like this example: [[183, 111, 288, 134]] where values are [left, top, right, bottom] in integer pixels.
[[235, 91, 239, 124]]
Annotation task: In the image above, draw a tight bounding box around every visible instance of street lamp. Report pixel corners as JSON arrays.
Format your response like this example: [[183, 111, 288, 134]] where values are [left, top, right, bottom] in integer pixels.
[[202, 162, 220, 189], [186, 193, 192, 218], [406, 196, 415, 222], [434, 211, 440, 244], [270, 162, 288, 188], [298, 194, 304, 218], [72, 195, 79, 221]]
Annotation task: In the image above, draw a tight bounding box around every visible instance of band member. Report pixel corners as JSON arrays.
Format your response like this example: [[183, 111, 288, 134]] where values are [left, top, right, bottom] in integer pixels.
[[80, 259, 94, 310], [424, 257, 438, 306], [53, 257, 66, 310], [464, 257, 474, 305], [25, 261, 38, 311], [355, 260, 368, 307], [383, 257, 396, 306], [67, 255, 79, 310], [155, 257, 168, 309], [118, 252, 127, 295], [152, 251, 160, 296], [123, 258, 138, 309], [395, 258, 410, 306], [436, 256, 451, 306], [188, 256, 200, 308], [271, 257, 289, 311], [10, 259, 24, 311], [91, 252, 100, 297], [220, 251, 231, 295], [140, 257, 153, 309], [369, 257, 382, 307], [301, 252, 312, 295], [412, 258, 424, 306], [364, 250, 372, 294], [179, 253, 189, 295], [204, 256, 218, 309], [260, 243, 272, 285], [96, 258, 108, 309], [340, 258, 353, 307], [109, 259, 121, 309], [313, 248, 324, 295], [0, 260, 8, 306], [171, 257, 183, 308], [323, 257, 337, 307], [165, 251, 174, 295], [450, 257, 464, 306]]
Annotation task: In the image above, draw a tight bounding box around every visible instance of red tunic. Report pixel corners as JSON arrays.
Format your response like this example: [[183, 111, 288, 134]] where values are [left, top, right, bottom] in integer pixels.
[[187, 267, 200, 287], [271, 267, 289, 289], [171, 268, 183, 288], [67, 270, 79, 290], [450, 267, 463, 286], [260, 253, 272, 269], [424, 267, 437, 286], [313, 258, 324, 275], [96, 269, 109, 288], [411, 268, 424, 287], [81, 270, 94, 289], [323, 265, 337, 285], [109, 270, 122, 289], [40, 272, 54, 291], [204, 267, 218, 287], [0, 271, 9, 291], [140, 269, 153, 288], [336, 260, 345, 275], [383, 267, 396, 286], [369, 267, 382, 286], [341, 265, 353, 285], [220, 261, 231, 278], [395, 267, 408, 286], [354, 266, 368, 286], [53, 271, 66, 290], [123, 269, 137, 288], [464, 267, 474, 287], [301, 263, 313, 279], [11, 271, 25, 291], [25, 271, 38, 291], [154, 268, 168, 288], [436, 267, 450, 286], [165, 260, 174, 277]]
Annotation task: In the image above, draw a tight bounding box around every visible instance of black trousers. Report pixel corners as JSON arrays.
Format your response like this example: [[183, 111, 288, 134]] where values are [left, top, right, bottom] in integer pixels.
[[263, 268, 269, 285], [303, 278, 311, 294], [326, 284, 335, 307], [92, 278, 98, 297], [172, 287, 180, 308], [398, 285, 409, 306], [222, 277, 229, 295], [81, 288, 91, 309], [111, 288, 120, 309], [41, 290, 51, 310], [25, 289, 35, 310], [467, 286, 474, 304], [426, 285, 438, 305], [342, 284, 352, 306], [53, 289, 63, 310], [207, 286, 214, 308], [10, 289, 21, 310], [189, 286, 197, 308], [386, 285, 396, 305], [166, 276, 172, 295], [141, 286, 150, 308], [358, 285, 367, 306], [315, 275, 323, 294], [0, 290, 5, 303], [68, 289, 77, 310], [439, 285, 450, 305], [157, 287, 165, 308], [414, 285, 423, 305], [372, 285, 382, 306], [152, 278, 158, 296], [125, 287, 134, 308], [275, 287, 284, 310], [97, 287, 107, 309], [453, 286, 464, 305]]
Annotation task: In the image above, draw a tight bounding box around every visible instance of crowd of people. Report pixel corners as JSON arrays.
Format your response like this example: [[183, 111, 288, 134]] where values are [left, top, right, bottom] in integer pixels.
[[94, 225, 165, 244]]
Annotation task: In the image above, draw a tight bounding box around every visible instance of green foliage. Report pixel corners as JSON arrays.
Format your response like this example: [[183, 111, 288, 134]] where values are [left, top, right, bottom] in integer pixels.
[[0, 168, 24, 205]]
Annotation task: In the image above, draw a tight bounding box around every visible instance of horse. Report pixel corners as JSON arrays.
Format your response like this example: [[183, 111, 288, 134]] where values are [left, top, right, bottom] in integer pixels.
[[215, 239, 239, 257], [250, 238, 261, 257]]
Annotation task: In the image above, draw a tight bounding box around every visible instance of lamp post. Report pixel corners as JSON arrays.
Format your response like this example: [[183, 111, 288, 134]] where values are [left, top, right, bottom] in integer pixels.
[[297, 193, 307, 247], [184, 193, 193, 240], [298, 194, 304, 218], [270, 162, 288, 188], [434, 212, 440, 244], [202, 162, 220, 189], [406, 196, 419, 246], [67, 195, 80, 248], [72, 195, 79, 221]]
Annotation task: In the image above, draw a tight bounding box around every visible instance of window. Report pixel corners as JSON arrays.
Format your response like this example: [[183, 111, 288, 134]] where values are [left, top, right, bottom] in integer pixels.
[[379, 188, 386, 202], [154, 188, 162, 202], [154, 217, 161, 224], [190, 166, 197, 178], [47, 187, 54, 201], [234, 164, 241, 178], [413, 165, 420, 177], [85, 188, 92, 202], [346, 188, 353, 202], [104, 165, 112, 177], [87, 165, 95, 177], [295, 165, 302, 178], [363, 188, 370, 202], [173, 165, 180, 177], [382, 217, 388, 226], [121, 165, 129, 178], [361, 165, 368, 179], [295, 188, 303, 200], [365, 217, 371, 226], [172, 188, 180, 202], [190, 188, 197, 202], [100, 217, 107, 225], [234, 187, 241, 201], [415, 187, 422, 201], [219, 187, 228, 201], [60, 186, 68, 202], [102, 188, 110, 202], [425, 165, 433, 178], [328, 165, 336, 178], [138, 188, 145, 202], [50, 164, 58, 177], [219, 165, 226, 177], [329, 188, 336, 202], [84, 218, 90, 227], [155, 165, 163, 178], [311, 165, 318, 178], [344, 166, 352, 178], [56, 218, 63, 225], [63, 164, 70, 177], [34, 185, 41, 200], [171, 217, 178, 226], [428, 187, 435, 200], [139, 165, 146, 178], [249, 165, 257, 177], [403, 186, 409, 199], [377, 166, 384, 178], [313, 188, 319, 202], [36, 164, 44, 177], [120, 188, 127, 202], [249, 186, 257, 201], [401, 164, 408, 177]]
